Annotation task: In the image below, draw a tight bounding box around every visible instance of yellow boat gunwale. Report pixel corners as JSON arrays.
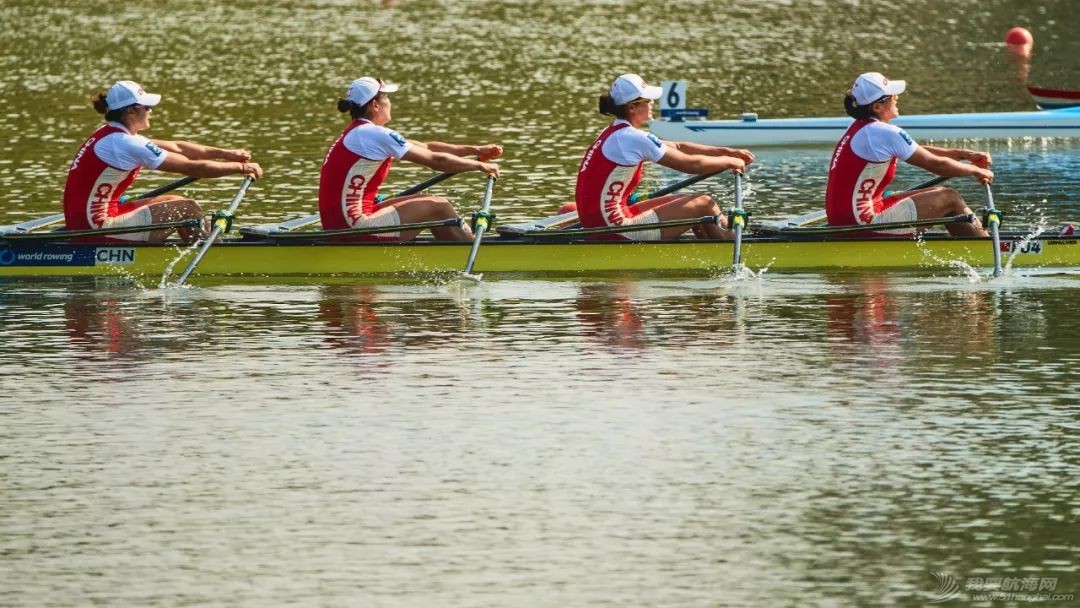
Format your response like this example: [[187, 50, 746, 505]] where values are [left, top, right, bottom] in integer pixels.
[[1, 232, 1078, 277]]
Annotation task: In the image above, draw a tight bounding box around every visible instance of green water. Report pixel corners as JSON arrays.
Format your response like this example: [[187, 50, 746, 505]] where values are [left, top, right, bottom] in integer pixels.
[[1, 1, 1079, 606]]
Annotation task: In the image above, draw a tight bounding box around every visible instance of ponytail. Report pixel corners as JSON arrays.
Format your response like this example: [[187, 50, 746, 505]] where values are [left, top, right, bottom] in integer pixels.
[[844, 93, 876, 120], [598, 93, 630, 119], [93, 92, 126, 122]]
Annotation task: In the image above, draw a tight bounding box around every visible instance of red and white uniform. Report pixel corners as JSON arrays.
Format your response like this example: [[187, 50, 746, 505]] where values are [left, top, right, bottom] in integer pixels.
[[62, 122, 167, 241], [319, 119, 410, 239], [575, 120, 667, 241], [825, 119, 920, 236]]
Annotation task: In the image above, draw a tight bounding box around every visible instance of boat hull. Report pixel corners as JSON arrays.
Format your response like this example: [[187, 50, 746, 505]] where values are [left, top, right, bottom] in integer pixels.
[[648, 107, 1080, 147], [1028, 86, 1080, 110], [1, 234, 1077, 278]]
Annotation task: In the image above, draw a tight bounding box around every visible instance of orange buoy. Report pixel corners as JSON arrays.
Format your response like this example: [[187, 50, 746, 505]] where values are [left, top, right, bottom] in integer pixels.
[[557, 202, 577, 215], [1004, 26, 1033, 46]]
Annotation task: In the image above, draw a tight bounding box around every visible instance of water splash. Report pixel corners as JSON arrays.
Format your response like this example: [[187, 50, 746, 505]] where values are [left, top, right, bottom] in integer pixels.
[[1001, 215, 1048, 275], [158, 241, 200, 289], [913, 235, 983, 282]]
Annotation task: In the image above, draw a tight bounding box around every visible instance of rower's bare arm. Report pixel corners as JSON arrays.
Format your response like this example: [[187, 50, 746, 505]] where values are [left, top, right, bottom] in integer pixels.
[[152, 139, 252, 163], [421, 141, 503, 160], [157, 153, 263, 179], [923, 145, 992, 168], [402, 146, 500, 178], [657, 148, 745, 175], [670, 141, 755, 163], [906, 147, 993, 183]]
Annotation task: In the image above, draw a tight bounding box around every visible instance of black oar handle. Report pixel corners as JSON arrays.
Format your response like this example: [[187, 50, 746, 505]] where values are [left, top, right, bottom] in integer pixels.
[[645, 170, 724, 201], [905, 175, 949, 192], [120, 175, 199, 203], [396, 172, 454, 197]]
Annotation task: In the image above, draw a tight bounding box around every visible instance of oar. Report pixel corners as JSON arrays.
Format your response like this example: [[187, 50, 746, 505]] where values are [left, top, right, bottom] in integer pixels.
[[266, 172, 457, 234], [633, 170, 723, 203], [463, 175, 497, 279], [499, 170, 726, 235], [752, 213, 975, 236], [983, 181, 1003, 277], [174, 177, 255, 286], [119, 175, 199, 203], [1, 175, 201, 235], [519, 215, 720, 238], [730, 171, 747, 269], [2, 219, 200, 241], [763, 175, 954, 233]]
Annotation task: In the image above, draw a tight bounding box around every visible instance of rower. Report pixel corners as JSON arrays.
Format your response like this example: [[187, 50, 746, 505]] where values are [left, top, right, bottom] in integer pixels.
[[63, 80, 263, 243], [572, 73, 753, 241], [319, 76, 501, 241], [825, 72, 993, 237]]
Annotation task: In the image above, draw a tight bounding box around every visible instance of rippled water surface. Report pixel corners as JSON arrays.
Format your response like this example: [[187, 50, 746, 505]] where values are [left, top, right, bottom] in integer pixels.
[[2, 1, 1080, 606]]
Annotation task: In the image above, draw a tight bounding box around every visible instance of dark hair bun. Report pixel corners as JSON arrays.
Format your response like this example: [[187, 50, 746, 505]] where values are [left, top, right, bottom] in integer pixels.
[[337, 99, 353, 113], [92, 93, 109, 115], [598, 92, 617, 116]]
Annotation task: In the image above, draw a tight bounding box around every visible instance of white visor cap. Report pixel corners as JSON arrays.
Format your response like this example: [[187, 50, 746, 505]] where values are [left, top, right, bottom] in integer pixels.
[[346, 77, 400, 106], [610, 73, 663, 106], [851, 72, 906, 106], [105, 80, 162, 111]]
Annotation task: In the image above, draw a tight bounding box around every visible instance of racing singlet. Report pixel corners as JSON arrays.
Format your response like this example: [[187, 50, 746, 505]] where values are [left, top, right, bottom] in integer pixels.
[[825, 119, 899, 226], [62, 124, 142, 230], [319, 119, 394, 230], [575, 122, 646, 239]]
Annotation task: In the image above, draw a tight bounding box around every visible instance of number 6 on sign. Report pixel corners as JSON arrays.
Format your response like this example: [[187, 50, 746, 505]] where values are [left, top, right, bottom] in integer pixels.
[[660, 81, 687, 111]]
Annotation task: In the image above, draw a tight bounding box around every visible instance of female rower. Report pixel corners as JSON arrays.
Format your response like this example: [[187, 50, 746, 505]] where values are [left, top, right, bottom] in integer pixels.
[[319, 76, 501, 241], [63, 80, 263, 243], [574, 73, 753, 241], [825, 72, 993, 237]]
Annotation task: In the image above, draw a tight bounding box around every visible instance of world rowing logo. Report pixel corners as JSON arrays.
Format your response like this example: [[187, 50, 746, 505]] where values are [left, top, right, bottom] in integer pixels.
[[0, 247, 14, 266], [929, 572, 963, 603]]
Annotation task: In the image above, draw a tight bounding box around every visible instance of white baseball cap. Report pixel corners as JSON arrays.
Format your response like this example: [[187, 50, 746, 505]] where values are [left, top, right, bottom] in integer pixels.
[[610, 73, 663, 106], [851, 72, 906, 106], [105, 80, 161, 111], [346, 77, 400, 106]]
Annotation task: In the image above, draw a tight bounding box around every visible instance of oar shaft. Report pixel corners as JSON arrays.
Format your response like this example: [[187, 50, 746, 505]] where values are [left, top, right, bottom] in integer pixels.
[[175, 177, 255, 286], [647, 170, 723, 200], [397, 172, 454, 197], [984, 182, 1003, 277], [907, 175, 949, 192], [464, 175, 497, 276], [120, 175, 199, 203], [732, 172, 745, 268]]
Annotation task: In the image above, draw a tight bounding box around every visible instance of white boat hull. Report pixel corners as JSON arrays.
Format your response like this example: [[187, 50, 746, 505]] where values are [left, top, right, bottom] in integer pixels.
[[648, 107, 1080, 147]]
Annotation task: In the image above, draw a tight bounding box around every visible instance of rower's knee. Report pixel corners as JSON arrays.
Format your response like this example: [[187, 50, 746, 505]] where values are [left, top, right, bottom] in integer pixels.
[[943, 188, 967, 213], [686, 195, 718, 216]]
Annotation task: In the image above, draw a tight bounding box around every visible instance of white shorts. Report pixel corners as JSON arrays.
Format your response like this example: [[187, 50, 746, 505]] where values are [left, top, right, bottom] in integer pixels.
[[614, 210, 662, 241], [350, 206, 401, 238], [870, 197, 917, 235], [99, 205, 154, 242]]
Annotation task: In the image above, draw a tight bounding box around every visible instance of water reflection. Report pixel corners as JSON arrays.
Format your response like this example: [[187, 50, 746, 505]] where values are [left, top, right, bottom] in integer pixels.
[[63, 295, 142, 355], [317, 285, 394, 355], [575, 283, 646, 351]]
